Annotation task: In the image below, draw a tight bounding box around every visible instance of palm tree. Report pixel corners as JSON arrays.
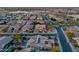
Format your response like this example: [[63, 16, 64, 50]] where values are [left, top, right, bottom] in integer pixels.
[[14, 33, 22, 50]]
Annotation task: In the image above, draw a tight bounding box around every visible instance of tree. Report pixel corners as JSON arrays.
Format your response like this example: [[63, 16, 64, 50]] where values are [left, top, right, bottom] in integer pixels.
[[14, 33, 23, 50], [47, 23, 53, 29], [14, 33, 22, 41], [67, 32, 74, 40]]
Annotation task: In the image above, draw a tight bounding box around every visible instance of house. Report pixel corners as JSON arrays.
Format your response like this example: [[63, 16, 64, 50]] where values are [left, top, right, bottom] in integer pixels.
[[0, 36, 13, 51], [21, 20, 33, 32], [27, 35, 54, 51], [34, 24, 46, 33], [35, 19, 45, 24], [66, 26, 79, 32], [73, 37, 79, 46]]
